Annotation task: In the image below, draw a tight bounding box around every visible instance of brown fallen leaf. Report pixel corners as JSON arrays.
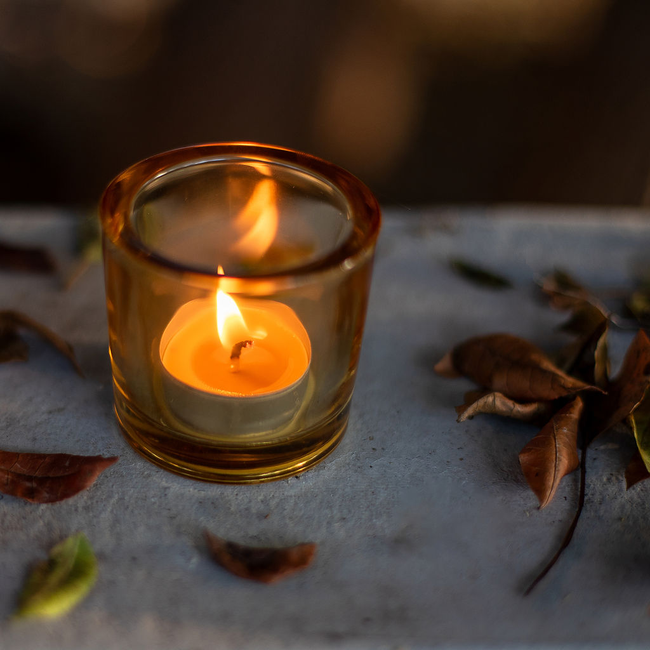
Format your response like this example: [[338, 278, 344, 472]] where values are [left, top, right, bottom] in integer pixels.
[[0, 328, 29, 363], [625, 451, 650, 490], [590, 329, 650, 439], [0, 241, 56, 274], [0, 451, 118, 503], [629, 394, 650, 473], [556, 319, 609, 389], [64, 214, 103, 290], [204, 531, 316, 584], [433, 351, 461, 378], [435, 333, 602, 402], [540, 270, 596, 312], [456, 390, 554, 423], [559, 302, 607, 336], [626, 284, 650, 325], [0, 310, 83, 377], [519, 397, 583, 508], [589, 323, 610, 390]]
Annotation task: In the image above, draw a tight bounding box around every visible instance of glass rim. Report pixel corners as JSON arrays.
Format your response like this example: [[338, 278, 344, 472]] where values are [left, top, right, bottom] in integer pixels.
[[99, 142, 381, 284]]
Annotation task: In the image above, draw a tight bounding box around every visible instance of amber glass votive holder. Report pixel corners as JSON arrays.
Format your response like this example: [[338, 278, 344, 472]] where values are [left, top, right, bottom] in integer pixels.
[[100, 143, 381, 483]]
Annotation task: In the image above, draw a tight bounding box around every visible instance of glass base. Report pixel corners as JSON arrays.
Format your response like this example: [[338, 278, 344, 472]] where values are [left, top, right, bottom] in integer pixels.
[[112, 385, 350, 483]]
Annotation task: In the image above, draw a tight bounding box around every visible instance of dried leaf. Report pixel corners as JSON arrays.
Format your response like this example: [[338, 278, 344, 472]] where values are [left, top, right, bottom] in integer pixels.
[[519, 397, 583, 508], [14, 533, 97, 620], [626, 287, 650, 324], [593, 331, 610, 389], [456, 390, 554, 423], [0, 328, 29, 363], [625, 451, 650, 490], [628, 396, 650, 473], [559, 303, 608, 336], [0, 241, 56, 274], [205, 531, 316, 584], [0, 310, 83, 377], [76, 214, 102, 264], [437, 333, 602, 402], [64, 215, 103, 290], [433, 351, 461, 378], [591, 329, 650, 439], [541, 269, 594, 311], [0, 451, 118, 503], [449, 259, 512, 289], [556, 319, 609, 389]]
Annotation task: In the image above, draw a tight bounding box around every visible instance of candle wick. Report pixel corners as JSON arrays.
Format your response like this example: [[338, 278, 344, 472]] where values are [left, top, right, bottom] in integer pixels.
[[229, 339, 254, 372]]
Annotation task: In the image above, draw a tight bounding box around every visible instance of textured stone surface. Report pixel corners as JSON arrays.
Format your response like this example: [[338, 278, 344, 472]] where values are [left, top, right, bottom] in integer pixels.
[[1, 207, 650, 649]]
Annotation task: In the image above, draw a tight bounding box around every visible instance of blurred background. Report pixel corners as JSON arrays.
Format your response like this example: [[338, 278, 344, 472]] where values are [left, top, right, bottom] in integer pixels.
[[0, 0, 649, 207]]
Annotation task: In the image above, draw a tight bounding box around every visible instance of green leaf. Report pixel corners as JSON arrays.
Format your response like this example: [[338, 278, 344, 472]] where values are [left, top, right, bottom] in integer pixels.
[[629, 393, 650, 473], [14, 533, 97, 620], [449, 259, 512, 289]]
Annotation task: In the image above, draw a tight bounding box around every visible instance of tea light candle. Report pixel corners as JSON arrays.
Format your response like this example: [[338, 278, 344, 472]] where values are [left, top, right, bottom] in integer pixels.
[[159, 291, 311, 436]]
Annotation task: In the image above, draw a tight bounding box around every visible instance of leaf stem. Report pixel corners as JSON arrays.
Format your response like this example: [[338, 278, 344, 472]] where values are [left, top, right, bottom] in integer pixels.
[[524, 427, 587, 596]]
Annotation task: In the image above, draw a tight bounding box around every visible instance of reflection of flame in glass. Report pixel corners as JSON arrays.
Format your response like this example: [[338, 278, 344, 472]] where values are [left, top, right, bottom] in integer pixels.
[[231, 178, 278, 260], [246, 162, 273, 177], [216, 289, 249, 349], [215, 176, 277, 352]]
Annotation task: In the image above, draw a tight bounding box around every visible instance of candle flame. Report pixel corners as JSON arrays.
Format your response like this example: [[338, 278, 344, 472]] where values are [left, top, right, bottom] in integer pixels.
[[217, 265, 225, 275], [231, 178, 278, 260], [216, 289, 250, 349]]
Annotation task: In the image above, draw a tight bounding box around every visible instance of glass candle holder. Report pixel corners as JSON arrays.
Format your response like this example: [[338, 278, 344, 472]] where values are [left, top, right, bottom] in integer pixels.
[[100, 143, 381, 483]]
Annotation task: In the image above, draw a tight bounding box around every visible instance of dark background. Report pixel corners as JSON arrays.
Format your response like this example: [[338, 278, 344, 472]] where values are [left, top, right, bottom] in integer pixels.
[[1, 0, 649, 207]]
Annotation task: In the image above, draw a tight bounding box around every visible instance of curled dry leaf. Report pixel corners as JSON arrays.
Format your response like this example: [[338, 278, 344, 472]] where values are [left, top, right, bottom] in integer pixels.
[[433, 351, 461, 378], [628, 396, 650, 473], [626, 285, 650, 325], [0, 451, 118, 503], [590, 329, 650, 440], [0, 310, 83, 377], [456, 390, 554, 424], [449, 259, 512, 290], [0, 241, 56, 274], [559, 303, 607, 337], [540, 269, 595, 311], [0, 328, 29, 363], [588, 323, 609, 390], [625, 451, 650, 490], [14, 533, 97, 620], [77, 213, 103, 264], [436, 333, 602, 402], [64, 214, 103, 290], [556, 319, 609, 389], [540, 270, 612, 318], [519, 397, 583, 508], [205, 531, 316, 584]]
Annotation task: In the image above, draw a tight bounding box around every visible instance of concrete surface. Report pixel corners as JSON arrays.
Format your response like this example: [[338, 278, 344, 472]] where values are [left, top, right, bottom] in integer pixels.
[[1, 207, 650, 649]]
